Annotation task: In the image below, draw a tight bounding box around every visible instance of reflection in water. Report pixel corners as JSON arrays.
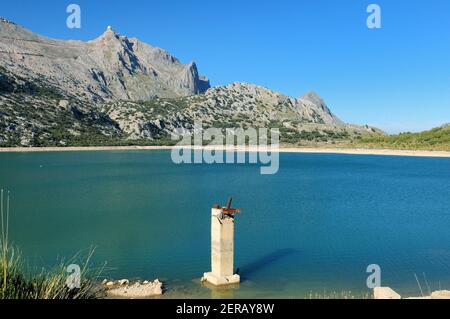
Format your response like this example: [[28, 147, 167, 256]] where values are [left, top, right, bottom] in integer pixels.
[[205, 283, 239, 299], [240, 248, 299, 281]]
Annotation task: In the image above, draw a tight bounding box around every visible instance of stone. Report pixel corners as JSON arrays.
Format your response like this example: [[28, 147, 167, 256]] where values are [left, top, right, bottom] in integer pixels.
[[118, 279, 129, 286], [58, 100, 70, 110], [105, 281, 114, 287], [373, 287, 402, 299], [107, 280, 163, 299], [431, 290, 450, 299]]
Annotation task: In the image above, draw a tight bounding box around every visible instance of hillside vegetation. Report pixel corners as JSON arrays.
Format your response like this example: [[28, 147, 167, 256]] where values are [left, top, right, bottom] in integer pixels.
[[355, 125, 450, 151]]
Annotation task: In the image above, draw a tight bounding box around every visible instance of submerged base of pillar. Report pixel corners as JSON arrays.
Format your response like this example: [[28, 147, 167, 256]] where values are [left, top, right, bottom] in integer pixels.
[[202, 272, 240, 286]]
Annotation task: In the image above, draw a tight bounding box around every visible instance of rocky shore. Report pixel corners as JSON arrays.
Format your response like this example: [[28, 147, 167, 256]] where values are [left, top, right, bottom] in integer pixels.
[[102, 279, 163, 299], [1, 145, 450, 158], [374, 287, 450, 299]]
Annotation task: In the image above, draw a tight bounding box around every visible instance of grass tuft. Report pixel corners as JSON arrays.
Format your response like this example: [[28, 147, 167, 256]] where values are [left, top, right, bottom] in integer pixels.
[[0, 190, 104, 299]]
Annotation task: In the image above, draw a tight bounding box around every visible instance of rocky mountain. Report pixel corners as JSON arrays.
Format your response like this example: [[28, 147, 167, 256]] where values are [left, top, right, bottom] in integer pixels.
[[0, 18, 210, 101], [0, 18, 382, 147], [103, 82, 380, 142], [103, 83, 339, 137]]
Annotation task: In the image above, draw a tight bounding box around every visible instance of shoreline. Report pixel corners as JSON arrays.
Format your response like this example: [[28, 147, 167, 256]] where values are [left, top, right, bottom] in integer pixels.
[[0, 145, 450, 158]]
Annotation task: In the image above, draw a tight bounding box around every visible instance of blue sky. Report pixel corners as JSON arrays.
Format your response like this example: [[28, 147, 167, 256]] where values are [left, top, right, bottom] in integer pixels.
[[1, 0, 449, 133]]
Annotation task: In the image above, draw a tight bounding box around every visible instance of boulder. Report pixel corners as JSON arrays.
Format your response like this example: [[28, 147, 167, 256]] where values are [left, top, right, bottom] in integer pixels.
[[118, 279, 129, 286], [374, 287, 401, 299], [431, 290, 450, 299], [107, 279, 163, 299]]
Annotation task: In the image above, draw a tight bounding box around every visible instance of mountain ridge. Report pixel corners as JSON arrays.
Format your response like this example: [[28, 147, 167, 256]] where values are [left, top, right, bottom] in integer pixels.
[[0, 18, 382, 147], [0, 19, 210, 101]]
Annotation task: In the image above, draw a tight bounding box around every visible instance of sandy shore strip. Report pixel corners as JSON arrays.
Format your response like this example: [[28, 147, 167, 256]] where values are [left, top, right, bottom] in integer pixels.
[[0, 145, 450, 158]]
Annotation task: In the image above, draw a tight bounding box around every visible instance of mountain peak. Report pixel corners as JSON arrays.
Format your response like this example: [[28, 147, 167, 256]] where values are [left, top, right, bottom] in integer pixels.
[[0, 19, 210, 100], [301, 91, 322, 101], [103, 25, 118, 37], [300, 91, 328, 108], [95, 25, 121, 41], [0, 17, 16, 25], [299, 91, 343, 125]]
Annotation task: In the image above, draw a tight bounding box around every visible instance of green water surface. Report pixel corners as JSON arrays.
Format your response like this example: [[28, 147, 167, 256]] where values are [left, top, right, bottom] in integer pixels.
[[1, 150, 450, 298]]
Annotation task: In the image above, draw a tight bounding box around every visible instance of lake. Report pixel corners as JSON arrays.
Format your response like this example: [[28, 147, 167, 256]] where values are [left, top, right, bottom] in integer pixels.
[[1, 150, 450, 298]]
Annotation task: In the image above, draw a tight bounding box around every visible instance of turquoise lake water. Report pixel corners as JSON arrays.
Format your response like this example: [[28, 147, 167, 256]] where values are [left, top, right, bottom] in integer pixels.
[[1, 150, 450, 298]]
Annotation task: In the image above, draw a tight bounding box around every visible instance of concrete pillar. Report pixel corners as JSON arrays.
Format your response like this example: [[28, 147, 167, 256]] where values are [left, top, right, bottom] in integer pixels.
[[202, 207, 240, 286]]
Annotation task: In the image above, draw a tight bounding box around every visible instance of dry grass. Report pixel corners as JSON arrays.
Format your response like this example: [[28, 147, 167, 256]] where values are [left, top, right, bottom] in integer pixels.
[[0, 189, 105, 299]]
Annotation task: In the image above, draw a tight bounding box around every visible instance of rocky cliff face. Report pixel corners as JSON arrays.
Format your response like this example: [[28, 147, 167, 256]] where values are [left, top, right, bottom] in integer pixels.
[[0, 18, 382, 147], [0, 19, 210, 101]]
